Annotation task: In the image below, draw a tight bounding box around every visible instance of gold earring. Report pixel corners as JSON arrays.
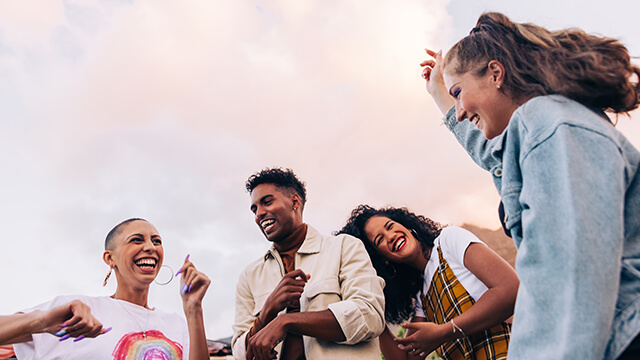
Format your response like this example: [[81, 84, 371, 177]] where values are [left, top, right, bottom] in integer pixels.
[[102, 268, 112, 287]]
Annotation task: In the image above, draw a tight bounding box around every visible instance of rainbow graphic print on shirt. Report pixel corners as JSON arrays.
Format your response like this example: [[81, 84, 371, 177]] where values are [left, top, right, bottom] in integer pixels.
[[112, 330, 183, 360]]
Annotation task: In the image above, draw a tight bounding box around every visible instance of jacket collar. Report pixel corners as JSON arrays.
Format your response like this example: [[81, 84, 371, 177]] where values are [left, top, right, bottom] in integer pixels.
[[264, 224, 322, 261]]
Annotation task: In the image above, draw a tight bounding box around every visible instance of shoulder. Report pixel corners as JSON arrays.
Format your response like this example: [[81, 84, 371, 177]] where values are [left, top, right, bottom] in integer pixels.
[[437, 227, 485, 260], [511, 95, 617, 147]]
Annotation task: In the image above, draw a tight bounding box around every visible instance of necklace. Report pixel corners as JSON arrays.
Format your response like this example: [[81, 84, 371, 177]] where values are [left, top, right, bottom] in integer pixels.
[[112, 297, 150, 340]]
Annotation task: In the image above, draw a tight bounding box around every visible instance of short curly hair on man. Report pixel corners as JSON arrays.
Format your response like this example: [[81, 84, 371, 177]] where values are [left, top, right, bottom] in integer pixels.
[[245, 167, 307, 206]]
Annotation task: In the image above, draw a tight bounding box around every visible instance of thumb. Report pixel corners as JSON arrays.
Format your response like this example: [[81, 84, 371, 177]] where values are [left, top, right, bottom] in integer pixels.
[[402, 322, 418, 330]]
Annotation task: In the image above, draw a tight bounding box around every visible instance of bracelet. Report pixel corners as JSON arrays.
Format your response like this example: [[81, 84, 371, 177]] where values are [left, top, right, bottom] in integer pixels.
[[451, 319, 466, 338]]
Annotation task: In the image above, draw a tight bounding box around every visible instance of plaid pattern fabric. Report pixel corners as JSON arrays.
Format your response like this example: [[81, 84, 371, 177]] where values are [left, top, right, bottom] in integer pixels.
[[421, 245, 511, 360]]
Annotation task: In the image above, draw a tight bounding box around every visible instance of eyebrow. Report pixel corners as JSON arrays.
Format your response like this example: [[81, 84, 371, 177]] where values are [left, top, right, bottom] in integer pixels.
[[127, 233, 144, 240]]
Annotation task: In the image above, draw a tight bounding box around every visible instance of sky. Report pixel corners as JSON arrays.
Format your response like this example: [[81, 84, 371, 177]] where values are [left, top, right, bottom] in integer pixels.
[[1, 0, 639, 341]]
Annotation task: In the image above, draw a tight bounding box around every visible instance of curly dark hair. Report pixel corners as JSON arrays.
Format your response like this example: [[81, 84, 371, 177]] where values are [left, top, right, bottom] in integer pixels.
[[445, 12, 640, 115], [245, 167, 307, 207], [335, 205, 443, 324]]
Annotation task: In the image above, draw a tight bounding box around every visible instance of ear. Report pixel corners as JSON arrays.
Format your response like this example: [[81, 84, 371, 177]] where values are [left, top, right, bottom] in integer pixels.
[[290, 192, 302, 212], [487, 60, 506, 88], [103, 250, 114, 268]]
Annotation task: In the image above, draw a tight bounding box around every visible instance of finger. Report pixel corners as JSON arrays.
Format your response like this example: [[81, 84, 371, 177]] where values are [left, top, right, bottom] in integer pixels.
[[425, 48, 438, 57], [174, 254, 191, 277], [420, 60, 436, 68], [434, 49, 443, 62], [422, 67, 432, 80]]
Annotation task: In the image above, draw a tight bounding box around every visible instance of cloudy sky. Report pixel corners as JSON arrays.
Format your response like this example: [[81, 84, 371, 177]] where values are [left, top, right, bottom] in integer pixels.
[[2, 0, 639, 340]]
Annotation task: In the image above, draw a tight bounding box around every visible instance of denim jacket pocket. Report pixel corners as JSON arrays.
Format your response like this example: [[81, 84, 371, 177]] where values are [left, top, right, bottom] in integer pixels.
[[501, 187, 523, 240], [301, 277, 342, 312]]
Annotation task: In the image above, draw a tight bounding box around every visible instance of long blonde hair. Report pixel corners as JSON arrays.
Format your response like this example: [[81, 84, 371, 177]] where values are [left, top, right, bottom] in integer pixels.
[[444, 12, 640, 115]]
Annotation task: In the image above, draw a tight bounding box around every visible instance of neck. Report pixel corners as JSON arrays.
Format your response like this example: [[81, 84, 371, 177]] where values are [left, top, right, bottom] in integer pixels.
[[112, 285, 150, 309], [274, 223, 307, 253], [410, 247, 431, 272]]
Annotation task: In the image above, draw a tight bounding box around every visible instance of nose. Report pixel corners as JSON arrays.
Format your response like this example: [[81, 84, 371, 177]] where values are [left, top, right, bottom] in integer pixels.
[[255, 205, 267, 221], [455, 103, 467, 122], [142, 238, 155, 252]]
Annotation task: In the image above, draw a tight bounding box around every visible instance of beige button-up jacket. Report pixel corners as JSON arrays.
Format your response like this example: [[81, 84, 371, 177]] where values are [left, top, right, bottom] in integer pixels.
[[232, 225, 385, 359]]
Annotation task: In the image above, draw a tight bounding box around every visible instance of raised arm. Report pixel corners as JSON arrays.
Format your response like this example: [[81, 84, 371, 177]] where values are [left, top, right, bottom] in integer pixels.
[[177, 256, 211, 360]]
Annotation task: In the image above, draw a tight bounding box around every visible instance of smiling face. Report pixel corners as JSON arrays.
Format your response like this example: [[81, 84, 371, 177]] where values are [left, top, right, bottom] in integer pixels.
[[250, 183, 302, 244], [103, 220, 164, 289], [443, 60, 519, 139], [363, 215, 424, 266]]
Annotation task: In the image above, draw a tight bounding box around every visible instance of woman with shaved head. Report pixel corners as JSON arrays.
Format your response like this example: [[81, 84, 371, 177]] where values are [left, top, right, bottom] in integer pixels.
[[1, 218, 211, 360]]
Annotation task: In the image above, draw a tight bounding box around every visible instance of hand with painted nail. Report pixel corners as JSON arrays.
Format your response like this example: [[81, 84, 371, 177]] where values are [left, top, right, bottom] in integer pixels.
[[420, 48, 455, 115], [176, 255, 211, 311], [44, 300, 107, 341], [0, 300, 109, 345]]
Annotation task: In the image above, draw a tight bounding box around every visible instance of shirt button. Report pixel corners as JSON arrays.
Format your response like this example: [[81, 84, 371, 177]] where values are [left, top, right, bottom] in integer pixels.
[[494, 168, 503, 177]]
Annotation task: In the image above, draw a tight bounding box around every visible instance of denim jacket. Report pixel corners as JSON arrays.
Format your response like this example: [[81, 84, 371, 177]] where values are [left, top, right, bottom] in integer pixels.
[[445, 95, 640, 359]]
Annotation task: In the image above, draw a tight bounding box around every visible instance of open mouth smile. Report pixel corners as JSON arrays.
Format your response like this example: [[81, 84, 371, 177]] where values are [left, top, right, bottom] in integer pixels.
[[261, 219, 276, 233], [134, 257, 157, 271], [469, 114, 480, 126], [392, 236, 406, 253]]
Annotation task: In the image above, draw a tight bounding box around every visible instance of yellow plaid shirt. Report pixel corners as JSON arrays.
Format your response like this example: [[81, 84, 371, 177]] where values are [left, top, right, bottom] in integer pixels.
[[421, 246, 511, 360]]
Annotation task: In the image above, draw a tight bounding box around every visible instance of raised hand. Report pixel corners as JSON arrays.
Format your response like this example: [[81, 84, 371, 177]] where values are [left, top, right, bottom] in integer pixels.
[[176, 254, 211, 311], [420, 48, 455, 115]]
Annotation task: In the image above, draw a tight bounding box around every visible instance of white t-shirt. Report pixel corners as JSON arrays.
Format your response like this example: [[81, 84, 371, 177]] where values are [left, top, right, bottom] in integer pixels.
[[414, 226, 488, 318], [13, 295, 189, 360]]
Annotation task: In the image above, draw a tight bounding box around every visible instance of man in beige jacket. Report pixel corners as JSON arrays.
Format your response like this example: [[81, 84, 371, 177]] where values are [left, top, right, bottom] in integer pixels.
[[232, 168, 385, 360]]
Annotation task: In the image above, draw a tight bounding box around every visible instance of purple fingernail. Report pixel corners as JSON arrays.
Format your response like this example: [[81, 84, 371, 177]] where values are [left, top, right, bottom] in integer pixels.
[[59, 324, 68, 328], [181, 284, 188, 294], [55, 330, 67, 337], [59, 334, 71, 341], [185, 254, 190, 261], [103, 327, 112, 334], [188, 284, 192, 293], [73, 335, 85, 342], [175, 269, 182, 277]]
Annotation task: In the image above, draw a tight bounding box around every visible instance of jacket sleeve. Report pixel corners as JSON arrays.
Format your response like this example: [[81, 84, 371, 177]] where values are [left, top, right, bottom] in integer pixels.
[[508, 124, 625, 359], [327, 236, 386, 344], [444, 106, 503, 174], [231, 269, 254, 360]]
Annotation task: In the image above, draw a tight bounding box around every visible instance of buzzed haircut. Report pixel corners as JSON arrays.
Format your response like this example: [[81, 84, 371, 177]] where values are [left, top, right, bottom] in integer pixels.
[[245, 167, 307, 206], [105, 218, 148, 250]]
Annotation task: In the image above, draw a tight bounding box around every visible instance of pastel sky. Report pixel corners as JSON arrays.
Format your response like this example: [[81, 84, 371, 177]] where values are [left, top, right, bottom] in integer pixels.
[[1, 0, 639, 340]]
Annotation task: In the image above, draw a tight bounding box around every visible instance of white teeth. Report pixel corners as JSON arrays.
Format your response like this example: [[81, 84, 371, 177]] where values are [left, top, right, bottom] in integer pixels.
[[261, 219, 275, 229], [470, 115, 480, 126], [135, 258, 157, 267], [393, 239, 406, 252]]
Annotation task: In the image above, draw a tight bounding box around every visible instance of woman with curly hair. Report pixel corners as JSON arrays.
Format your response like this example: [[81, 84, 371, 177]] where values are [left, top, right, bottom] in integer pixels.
[[421, 11, 640, 360], [337, 205, 518, 360]]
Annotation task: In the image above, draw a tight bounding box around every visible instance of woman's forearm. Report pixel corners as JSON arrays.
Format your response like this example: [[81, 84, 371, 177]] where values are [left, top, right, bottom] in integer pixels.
[[185, 305, 209, 360], [0, 312, 41, 345]]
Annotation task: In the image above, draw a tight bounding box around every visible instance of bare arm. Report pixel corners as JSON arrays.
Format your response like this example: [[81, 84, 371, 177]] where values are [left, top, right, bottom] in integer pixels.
[[178, 256, 211, 360], [0, 300, 107, 346], [396, 243, 518, 356]]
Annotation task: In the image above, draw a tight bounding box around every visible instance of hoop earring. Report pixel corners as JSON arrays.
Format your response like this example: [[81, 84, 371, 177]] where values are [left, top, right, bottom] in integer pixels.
[[102, 268, 112, 287], [384, 261, 397, 279], [154, 265, 174, 286], [410, 228, 419, 239]]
